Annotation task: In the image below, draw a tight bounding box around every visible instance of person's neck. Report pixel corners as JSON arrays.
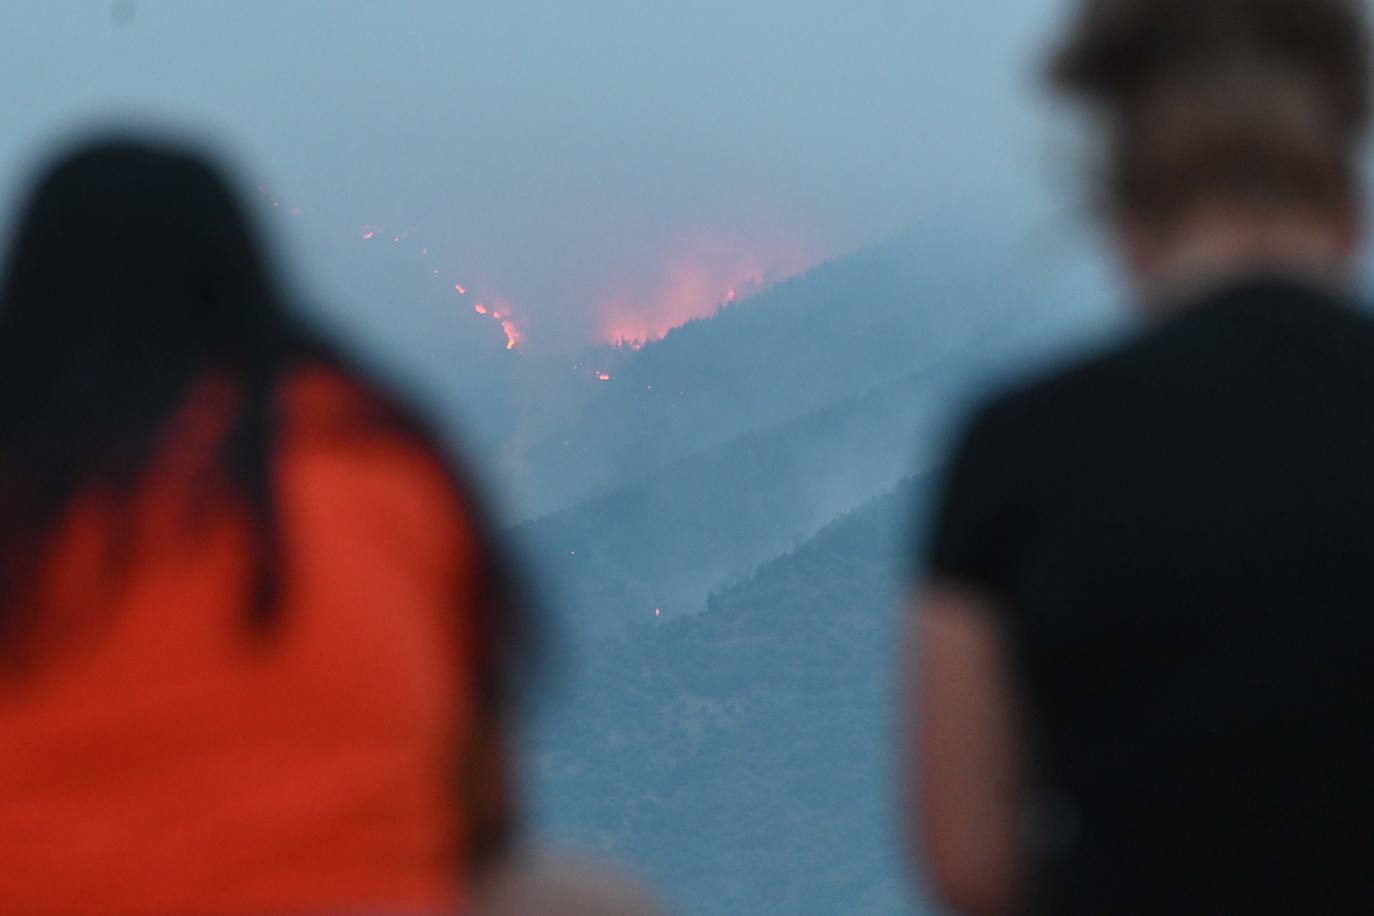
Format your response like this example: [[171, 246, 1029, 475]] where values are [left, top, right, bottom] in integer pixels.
[[1137, 210, 1356, 315]]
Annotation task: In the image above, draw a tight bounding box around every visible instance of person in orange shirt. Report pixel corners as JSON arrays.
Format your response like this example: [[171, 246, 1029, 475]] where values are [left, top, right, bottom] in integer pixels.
[[0, 138, 525, 914]]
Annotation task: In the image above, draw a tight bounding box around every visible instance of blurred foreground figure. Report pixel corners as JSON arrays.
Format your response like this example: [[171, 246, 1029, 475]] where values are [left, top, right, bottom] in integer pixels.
[[907, 1, 1374, 914], [0, 140, 521, 913], [471, 855, 664, 916]]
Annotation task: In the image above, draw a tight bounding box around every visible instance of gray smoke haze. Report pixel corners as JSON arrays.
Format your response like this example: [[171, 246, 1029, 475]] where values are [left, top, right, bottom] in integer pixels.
[[0, 0, 1125, 527], [0, 0, 1082, 352]]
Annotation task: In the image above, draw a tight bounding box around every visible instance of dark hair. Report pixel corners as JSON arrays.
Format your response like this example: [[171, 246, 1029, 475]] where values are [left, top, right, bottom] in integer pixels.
[[1048, 0, 1371, 230], [0, 139, 524, 711]]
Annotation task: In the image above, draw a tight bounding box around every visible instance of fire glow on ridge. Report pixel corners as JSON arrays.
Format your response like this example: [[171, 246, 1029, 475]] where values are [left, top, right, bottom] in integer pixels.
[[260, 183, 811, 356], [596, 242, 811, 348]]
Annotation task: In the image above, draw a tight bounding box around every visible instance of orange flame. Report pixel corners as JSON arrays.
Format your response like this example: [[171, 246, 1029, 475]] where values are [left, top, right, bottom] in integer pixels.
[[454, 283, 467, 295], [596, 372, 611, 382], [361, 229, 375, 240], [597, 242, 811, 346], [502, 321, 521, 350], [474, 304, 489, 315]]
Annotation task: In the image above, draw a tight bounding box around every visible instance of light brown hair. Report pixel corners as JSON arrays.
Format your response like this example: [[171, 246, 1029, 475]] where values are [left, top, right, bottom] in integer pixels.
[[1049, 0, 1372, 232]]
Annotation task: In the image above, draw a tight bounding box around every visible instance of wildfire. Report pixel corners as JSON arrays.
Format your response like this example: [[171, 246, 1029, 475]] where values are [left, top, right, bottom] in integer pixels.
[[596, 372, 611, 382], [258, 182, 527, 352], [269, 188, 814, 357], [596, 241, 810, 347], [466, 292, 523, 353]]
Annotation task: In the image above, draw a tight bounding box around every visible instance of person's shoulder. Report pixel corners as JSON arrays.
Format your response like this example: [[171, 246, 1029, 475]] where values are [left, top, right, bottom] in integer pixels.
[[277, 362, 461, 504], [279, 363, 391, 432], [1054, 275, 1374, 393], [958, 332, 1144, 448], [966, 276, 1374, 447], [946, 317, 1189, 478], [278, 362, 438, 454], [275, 364, 478, 567]]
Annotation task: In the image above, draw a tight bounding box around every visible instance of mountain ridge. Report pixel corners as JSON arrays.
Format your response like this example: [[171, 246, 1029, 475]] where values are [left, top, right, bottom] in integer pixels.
[[506, 220, 1011, 517], [512, 363, 955, 639], [530, 477, 940, 915]]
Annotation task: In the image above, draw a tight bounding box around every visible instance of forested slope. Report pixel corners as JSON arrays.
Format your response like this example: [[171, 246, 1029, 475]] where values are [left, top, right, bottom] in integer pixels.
[[531, 478, 942, 915]]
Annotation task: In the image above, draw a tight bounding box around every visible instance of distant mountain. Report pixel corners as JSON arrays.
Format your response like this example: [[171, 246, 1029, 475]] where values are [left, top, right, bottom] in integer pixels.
[[514, 221, 1116, 912], [511, 257, 1113, 642], [512, 367, 956, 640], [506, 221, 1017, 517], [529, 478, 942, 916], [297, 212, 1111, 523]]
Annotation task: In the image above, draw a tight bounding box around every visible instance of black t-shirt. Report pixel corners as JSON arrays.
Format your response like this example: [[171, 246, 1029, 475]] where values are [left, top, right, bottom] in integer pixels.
[[927, 276, 1374, 915]]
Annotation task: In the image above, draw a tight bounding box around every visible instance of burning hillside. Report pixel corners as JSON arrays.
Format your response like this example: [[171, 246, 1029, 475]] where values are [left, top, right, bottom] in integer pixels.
[[258, 182, 810, 357]]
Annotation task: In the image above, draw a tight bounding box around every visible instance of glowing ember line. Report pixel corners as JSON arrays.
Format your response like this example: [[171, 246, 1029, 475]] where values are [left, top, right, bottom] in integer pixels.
[[273, 198, 531, 353]]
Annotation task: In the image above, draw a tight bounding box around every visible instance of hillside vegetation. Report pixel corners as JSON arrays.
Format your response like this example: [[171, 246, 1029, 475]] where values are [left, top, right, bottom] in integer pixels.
[[530, 479, 941, 915], [514, 224, 1113, 912], [510, 220, 1012, 516], [512, 367, 957, 639]]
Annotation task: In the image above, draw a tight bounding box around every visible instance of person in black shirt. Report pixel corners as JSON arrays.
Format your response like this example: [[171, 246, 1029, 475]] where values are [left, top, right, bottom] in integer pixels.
[[905, 2, 1374, 914]]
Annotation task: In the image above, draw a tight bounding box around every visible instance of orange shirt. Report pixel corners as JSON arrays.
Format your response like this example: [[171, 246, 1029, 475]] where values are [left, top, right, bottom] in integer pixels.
[[0, 370, 481, 914]]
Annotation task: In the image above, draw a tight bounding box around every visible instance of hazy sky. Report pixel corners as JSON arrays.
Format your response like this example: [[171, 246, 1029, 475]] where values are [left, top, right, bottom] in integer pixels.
[[0, 0, 1076, 351]]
